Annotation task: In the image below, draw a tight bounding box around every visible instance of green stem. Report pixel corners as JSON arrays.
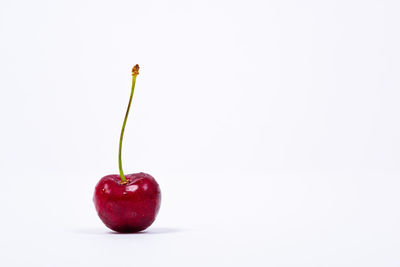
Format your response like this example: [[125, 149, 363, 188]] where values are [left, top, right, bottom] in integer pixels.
[[118, 68, 139, 184]]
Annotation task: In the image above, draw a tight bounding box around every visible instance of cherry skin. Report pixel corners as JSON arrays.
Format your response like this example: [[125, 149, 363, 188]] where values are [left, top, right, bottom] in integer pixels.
[[93, 172, 161, 233]]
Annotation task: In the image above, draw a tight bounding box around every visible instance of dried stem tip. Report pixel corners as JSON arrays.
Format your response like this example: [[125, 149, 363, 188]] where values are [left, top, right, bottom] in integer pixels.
[[132, 64, 140, 76]]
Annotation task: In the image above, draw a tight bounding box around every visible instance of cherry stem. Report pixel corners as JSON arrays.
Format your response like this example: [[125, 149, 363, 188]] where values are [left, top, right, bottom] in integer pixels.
[[118, 65, 140, 184]]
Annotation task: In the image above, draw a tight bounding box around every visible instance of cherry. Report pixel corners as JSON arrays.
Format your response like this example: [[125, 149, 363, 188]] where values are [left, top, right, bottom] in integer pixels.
[[93, 65, 161, 233], [94, 173, 161, 233]]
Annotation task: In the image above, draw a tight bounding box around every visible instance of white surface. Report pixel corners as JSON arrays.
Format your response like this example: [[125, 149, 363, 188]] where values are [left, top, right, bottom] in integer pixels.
[[1, 0, 400, 266], [2, 171, 400, 266]]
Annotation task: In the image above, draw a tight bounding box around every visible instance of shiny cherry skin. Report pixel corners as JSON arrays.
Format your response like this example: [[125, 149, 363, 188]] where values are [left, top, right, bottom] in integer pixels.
[[93, 172, 161, 233]]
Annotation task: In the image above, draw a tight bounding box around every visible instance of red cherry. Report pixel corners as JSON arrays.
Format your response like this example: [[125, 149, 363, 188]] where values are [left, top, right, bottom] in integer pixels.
[[93, 65, 162, 232], [94, 172, 161, 233]]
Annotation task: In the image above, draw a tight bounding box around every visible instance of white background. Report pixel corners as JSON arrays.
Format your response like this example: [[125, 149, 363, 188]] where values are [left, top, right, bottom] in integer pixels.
[[1, 0, 400, 266]]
